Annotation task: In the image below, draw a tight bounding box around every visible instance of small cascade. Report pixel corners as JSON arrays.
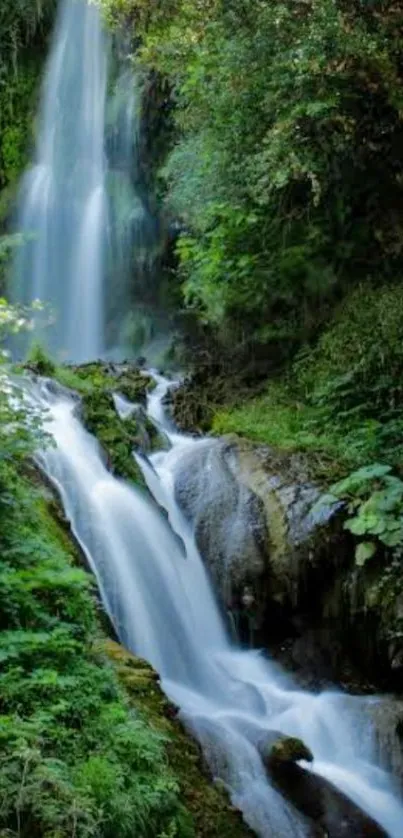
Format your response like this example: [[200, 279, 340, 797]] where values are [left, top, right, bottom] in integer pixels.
[[12, 0, 108, 362], [29, 373, 403, 838]]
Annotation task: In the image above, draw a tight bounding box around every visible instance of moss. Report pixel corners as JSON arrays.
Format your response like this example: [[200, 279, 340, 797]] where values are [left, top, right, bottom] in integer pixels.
[[55, 362, 150, 400], [268, 737, 313, 766], [100, 640, 254, 838], [81, 389, 145, 486], [50, 362, 156, 488]]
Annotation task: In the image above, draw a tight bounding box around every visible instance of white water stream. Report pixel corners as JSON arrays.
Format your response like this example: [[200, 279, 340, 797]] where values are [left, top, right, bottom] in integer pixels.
[[29, 373, 403, 837], [12, 0, 108, 362]]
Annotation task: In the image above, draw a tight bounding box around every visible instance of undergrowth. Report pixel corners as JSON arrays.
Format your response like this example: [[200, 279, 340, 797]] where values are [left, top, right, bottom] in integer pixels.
[[214, 284, 403, 480], [0, 463, 194, 838]]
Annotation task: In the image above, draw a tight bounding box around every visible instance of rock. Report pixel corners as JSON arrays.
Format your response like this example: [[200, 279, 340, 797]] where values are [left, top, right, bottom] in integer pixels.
[[172, 430, 403, 688], [367, 697, 403, 789], [172, 433, 345, 654], [258, 732, 386, 836], [266, 759, 388, 837], [260, 733, 314, 767], [173, 437, 269, 640]]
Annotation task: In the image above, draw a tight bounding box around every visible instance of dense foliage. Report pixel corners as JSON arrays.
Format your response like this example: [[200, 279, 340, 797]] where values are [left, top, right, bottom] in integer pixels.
[[0, 0, 53, 229], [0, 0, 54, 74], [102, 0, 403, 351], [213, 281, 403, 463]]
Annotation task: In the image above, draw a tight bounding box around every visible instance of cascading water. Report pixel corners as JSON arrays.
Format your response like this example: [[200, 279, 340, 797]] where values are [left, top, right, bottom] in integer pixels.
[[30, 374, 403, 838], [11, 0, 108, 362], [105, 59, 159, 355]]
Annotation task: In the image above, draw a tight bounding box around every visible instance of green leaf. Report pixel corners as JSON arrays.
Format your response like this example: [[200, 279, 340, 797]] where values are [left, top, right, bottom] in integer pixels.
[[344, 516, 368, 536], [355, 541, 377, 567]]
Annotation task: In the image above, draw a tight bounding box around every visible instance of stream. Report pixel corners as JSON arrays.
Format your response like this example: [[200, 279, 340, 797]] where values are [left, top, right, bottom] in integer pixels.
[[29, 373, 403, 838]]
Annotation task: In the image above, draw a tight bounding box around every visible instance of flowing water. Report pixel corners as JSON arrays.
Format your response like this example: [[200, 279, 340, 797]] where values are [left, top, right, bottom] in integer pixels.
[[29, 374, 403, 838], [105, 61, 159, 355], [12, 0, 108, 362], [11, 0, 159, 362]]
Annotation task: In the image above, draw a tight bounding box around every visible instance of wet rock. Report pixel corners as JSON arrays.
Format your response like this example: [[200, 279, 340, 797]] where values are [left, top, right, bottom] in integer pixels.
[[172, 429, 403, 688], [172, 433, 345, 652], [367, 697, 403, 788], [259, 732, 314, 767], [173, 437, 269, 631], [266, 759, 387, 837]]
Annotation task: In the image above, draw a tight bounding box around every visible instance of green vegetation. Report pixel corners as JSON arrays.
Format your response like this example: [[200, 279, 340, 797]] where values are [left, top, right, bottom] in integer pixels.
[[214, 284, 403, 470], [51, 361, 152, 485], [0, 0, 54, 76], [318, 465, 403, 567], [0, 466, 196, 838], [99, 0, 403, 352], [0, 0, 54, 200]]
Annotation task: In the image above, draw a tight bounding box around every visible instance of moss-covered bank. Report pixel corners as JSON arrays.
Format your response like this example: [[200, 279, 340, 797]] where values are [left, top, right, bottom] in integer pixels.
[[101, 641, 254, 838]]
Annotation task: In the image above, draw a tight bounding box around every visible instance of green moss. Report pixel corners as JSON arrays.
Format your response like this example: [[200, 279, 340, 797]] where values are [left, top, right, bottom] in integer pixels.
[[55, 362, 150, 400], [81, 389, 146, 486], [49, 362, 155, 488], [100, 640, 254, 838], [268, 737, 313, 766]]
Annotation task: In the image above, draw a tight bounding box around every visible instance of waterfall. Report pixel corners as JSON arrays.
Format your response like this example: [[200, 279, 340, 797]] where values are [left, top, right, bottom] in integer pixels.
[[11, 0, 108, 362], [105, 59, 159, 355], [30, 375, 403, 838], [10, 0, 159, 362]]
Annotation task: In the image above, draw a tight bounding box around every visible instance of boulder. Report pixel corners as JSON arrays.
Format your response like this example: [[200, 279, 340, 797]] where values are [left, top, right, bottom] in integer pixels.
[[266, 760, 387, 837], [258, 731, 387, 836], [259, 732, 314, 768], [173, 437, 269, 641], [172, 434, 345, 654], [172, 431, 403, 689]]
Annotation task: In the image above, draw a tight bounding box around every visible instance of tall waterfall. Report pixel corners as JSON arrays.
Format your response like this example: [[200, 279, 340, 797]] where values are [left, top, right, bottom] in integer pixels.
[[30, 375, 403, 838], [12, 0, 108, 362], [11, 0, 158, 362]]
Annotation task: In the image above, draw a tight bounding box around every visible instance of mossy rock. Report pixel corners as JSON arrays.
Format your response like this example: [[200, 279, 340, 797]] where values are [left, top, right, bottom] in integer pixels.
[[50, 362, 155, 488], [81, 389, 145, 486], [55, 361, 151, 398], [263, 734, 314, 768], [99, 640, 254, 838]]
